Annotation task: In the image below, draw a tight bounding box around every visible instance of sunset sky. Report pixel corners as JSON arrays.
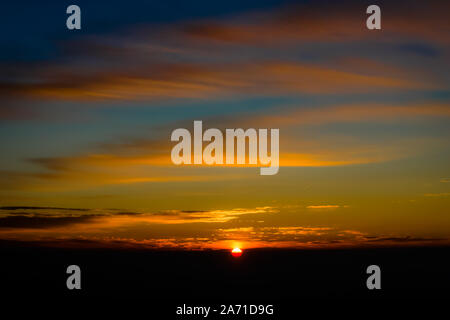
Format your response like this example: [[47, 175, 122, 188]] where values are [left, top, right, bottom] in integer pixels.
[[0, 0, 449, 249]]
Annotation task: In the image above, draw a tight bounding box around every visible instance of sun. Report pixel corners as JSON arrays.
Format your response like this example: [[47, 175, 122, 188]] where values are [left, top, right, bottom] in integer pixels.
[[231, 247, 242, 257]]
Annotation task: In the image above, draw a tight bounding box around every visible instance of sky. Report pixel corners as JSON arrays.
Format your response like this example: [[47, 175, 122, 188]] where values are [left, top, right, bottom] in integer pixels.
[[0, 0, 449, 249]]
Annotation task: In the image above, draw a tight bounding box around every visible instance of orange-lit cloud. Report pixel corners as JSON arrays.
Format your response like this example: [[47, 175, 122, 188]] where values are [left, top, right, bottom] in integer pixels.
[[0, 206, 277, 229], [2, 0, 448, 110], [0, 99, 446, 192], [1, 205, 446, 250], [424, 193, 450, 197], [252, 103, 450, 127], [2, 61, 434, 105], [307, 205, 341, 209]]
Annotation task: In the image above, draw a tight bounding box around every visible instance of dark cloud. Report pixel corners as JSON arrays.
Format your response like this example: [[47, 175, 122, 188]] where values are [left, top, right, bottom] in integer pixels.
[[0, 215, 96, 229], [366, 236, 446, 243], [0, 206, 88, 211], [114, 211, 144, 216]]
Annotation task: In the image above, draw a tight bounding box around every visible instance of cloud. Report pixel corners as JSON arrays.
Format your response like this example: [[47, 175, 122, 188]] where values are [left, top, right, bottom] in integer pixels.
[[1, 0, 447, 119], [0, 99, 445, 192], [0, 206, 277, 233], [0, 205, 447, 249], [251, 103, 450, 127], [141, 207, 278, 224], [0, 206, 88, 212], [0, 215, 96, 229], [364, 236, 446, 243], [171, 0, 447, 47], [306, 205, 341, 209], [0, 206, 100, 229], [424, 193, 450, 197], [1, 233, 447, 250], [2, 61, 430, 106], [1, 0, 448, 191], [183, 0, 449, 44], [211, 227, 447, 249]]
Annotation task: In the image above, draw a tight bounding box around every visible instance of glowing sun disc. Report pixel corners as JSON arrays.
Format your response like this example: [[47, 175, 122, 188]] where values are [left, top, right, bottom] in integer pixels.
[[231, 248, 242, 257]]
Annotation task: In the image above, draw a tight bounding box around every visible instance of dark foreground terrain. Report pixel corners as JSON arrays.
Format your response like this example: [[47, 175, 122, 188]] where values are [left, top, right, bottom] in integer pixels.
[[1, 241, 449, 315]]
